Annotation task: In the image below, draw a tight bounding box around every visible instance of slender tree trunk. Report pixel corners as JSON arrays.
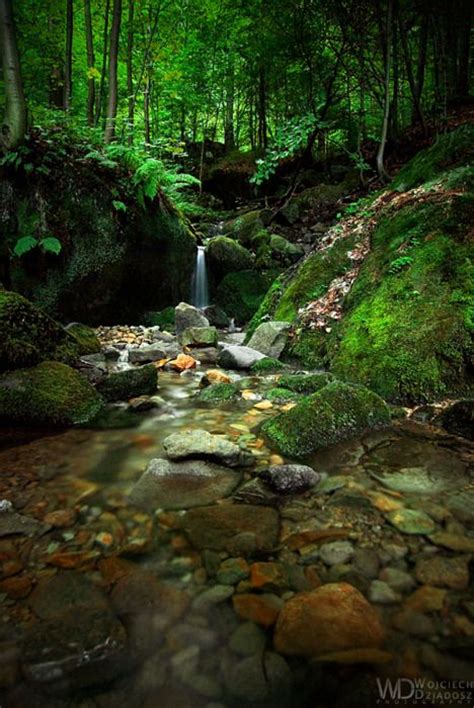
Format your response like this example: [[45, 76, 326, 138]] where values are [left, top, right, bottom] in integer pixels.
[[258, 66, 267, 149], [224, 54, 235, 152], [376, 0, 393, 181], [144, 73, 151, 145], [126, 0, 134, 143], [390, 8, 399, 138], [95, 0, 110, 126], [399, 15, 427, 135], [63, 0, 73, 111], [104, 0, 122, 144], [456, 0, 472, 98], [84, 0, 95, 126], [0, 0, 27, 150]]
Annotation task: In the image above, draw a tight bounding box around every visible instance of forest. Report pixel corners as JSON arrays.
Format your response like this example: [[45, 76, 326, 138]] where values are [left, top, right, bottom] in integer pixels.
[[0, 0, 473, 706]]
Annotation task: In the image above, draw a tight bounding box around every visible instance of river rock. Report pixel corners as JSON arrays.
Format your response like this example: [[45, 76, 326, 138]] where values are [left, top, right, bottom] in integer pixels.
[[379, 567, 416, 593], [258, 464, 322, 495], [274, 582, 385, 657], [0, 511, 50, 538], [182, 504, 280, 554], [224, 652, 292, 703], [386, 508, 435, 535], [97, 364, 158, 402], [203, 305, 231, 328], [439, 399, 474, 441], [229, 621, 266, 656], [128, 344, 169, 364], [163, 429, 254, 467], [415, 556, 470, 590], [217, 344, 266, 369], [180, 326, 218, 348], [175, 302, 209, 335], [319, 541, 355, 566], [246, 321, 291, 359], [369, 580, 402, 604], [128, 458, 241, 511]]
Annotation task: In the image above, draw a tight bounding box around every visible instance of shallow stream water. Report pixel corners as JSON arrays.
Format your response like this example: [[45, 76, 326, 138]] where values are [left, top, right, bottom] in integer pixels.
[[0, 364, 473, 707]]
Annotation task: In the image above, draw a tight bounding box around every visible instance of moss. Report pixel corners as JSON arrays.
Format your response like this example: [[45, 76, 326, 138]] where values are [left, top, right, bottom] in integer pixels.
[[65, 323, 101, 355], [142, 306, 175, 329], [250, 357, 287, 373], [391, 125, 474, 191], [215, 269, 280, 324], [246, 274, 286, 340], [197, 383, 239, 403], [264, 388, 300, 403], [222, 210, 264, 245], [0, 290, 79, 371], [328, 195, 474, 401], [206, 236, 254, 281], [285, 329, 329, 369], [278, 372, 334, 394], [262, 381, 390, 458], [274, 233, 358, 322], [0, 361, 104, 426], [97, 364, 158, 402]]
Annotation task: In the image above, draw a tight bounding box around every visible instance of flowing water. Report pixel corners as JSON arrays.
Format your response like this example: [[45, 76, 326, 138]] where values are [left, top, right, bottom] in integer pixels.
[[0, 363, 473, 707], [191, 246, 209, 309]]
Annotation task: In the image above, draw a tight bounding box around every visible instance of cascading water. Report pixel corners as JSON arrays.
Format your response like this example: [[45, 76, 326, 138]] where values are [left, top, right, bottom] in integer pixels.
[[191, 245, 209, 309]]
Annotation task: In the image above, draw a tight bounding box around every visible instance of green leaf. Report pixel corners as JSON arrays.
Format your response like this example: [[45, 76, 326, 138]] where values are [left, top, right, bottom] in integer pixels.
[[14, 236, 38, 257], [39, 237, 62, 255], [112, 200, 127, 212]]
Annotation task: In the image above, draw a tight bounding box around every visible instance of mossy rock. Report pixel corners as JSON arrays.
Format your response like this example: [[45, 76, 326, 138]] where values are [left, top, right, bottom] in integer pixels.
[[97, 365, 158, 402], [278, 372, 334, 394], [391, 125, 474, 191], [328, 194, 474, 401], [206, 236, 254, 281], [262, 381, 390, 458], [269, 234, 304, 261], [141, 306, 175, 330], [197, 383, 239, 403], [222, 210, 265, 245], [0, 290, 79, 372], [65, 323, 101, 355], [264, 388, 300, 403], [0, 361, 104, 426], [285, 329, 329, 369], [215, 269, 281, 324], [250, 357, 287, 373]]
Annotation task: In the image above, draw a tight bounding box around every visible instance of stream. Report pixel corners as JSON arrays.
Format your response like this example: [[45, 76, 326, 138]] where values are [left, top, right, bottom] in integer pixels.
[[0, 338, 473, 707]]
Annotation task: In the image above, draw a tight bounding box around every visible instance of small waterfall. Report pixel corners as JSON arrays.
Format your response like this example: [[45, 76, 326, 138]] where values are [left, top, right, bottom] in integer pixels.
[[191, 246, 209, 309]]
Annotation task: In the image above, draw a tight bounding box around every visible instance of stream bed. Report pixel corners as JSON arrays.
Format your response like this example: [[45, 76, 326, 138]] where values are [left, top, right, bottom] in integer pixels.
[[0, 357, 473, 707]]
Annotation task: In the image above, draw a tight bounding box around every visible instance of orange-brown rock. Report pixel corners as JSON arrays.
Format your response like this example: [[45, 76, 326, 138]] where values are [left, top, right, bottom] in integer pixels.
[[44, 508, 77, 528], [0, 575, 33, 599], [170, 353, 197, 372], [249, 562, 286, 590], [233, 593, 283, 627], [274, 582, 385, 657]]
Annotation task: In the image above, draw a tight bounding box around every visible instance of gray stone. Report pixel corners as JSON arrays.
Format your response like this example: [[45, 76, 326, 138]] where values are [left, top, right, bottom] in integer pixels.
[[319, 541, 354, 566], [369, 580, 402, 604], [379, 567, 416, 593], [163, 429, 254, 468], [258, 464, 322, 495], [192, 585, 234, 610], [217, 344, 266, 370], [128, 458, 241, 511], [175, 302, 209, 335], [0, 511, 49, 538], [246, 321, 291, 359], [128, 344, 168, 364], [224, 652, 292, 702], [352, 548, 380, 579], [180, 326, 218, 348]]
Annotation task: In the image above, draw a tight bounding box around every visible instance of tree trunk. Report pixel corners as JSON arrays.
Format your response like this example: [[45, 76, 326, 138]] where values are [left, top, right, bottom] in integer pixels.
[[95, 0, 110, 126], [376, 0, 393, 181], [0, 0, 27, 150], [126, 0, 134, 143], [144, 73, 151, 145], [258, 66, 267, 149], [104, 0, 122, 144], [224, 54, 235, 152], [456, 0, 472, 98], [84, 0, 95, 126], [399, 15, 427, 135], [63, 0, 73, 111]]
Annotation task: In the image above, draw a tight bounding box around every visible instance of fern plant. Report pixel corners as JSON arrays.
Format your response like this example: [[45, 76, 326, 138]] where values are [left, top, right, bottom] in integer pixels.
[[14, 235, 62, 257], [133, 158, 200, 208]]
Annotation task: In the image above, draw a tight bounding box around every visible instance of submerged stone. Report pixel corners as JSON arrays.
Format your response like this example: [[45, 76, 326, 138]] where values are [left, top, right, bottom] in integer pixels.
[[128, 458, 241, 511], [386, 508, 435, 535], [258, 464, 322, 495], [97, 364, 157, 402]]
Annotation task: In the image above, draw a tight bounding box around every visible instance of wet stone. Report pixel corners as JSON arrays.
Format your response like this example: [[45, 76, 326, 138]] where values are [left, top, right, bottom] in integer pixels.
[[128, 458, 241, 511], [352, 548, 380, 579], [386, 508, 436, 535], [258, 464, 322, 495], [224, 652, 292, 703], [379, 567, 416, 593], [369, 580, 402, 604], [30, 572, 110, 619], [392, 609, 435, 637], [228, 621, 267, 656], [216, 557, 249, 584], [163, 429, 254, 467], [319, 541, 354, 566], [232, 593, 284, 627], [415, 555, 470, 590], [192, 584, 234, 610], [0, 512, 50, 538]]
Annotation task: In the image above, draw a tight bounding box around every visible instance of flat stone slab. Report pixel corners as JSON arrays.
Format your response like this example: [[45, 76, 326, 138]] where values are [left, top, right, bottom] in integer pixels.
[[183, 504, 280, 554], [163, 429, 254, 467], [129, 458, 241, 510], [0, 511, 50, 538]]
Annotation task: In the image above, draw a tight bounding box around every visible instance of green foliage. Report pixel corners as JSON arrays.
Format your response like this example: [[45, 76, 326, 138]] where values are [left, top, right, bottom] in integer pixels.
[[278, 373, 334, 394], [388, 255, 413, 274], [112, 200, 127, 212], [197, 383, 239, 403], [13, 236, 38, 257], [250, 357, 286, 373], [133, 158, 200, 209], [215, 269, 280, 324]]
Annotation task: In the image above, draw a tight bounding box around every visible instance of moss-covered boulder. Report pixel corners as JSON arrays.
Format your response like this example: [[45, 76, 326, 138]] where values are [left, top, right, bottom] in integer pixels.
[[180, 326, 218, 348], [0, 362, 104, 426], [265, 388, 300, 403], [278, 373, 334, 394], [197, 383, 239, 404], [269, 235, 304, 262], [0, 290, 79, 371], [97, 364, 158, 402], [215, 269, 280, 324], [65, 323, 101, 355], [222, 210, 265, 245], [250, 357, 287, 374], [206, 236, 254, 281], [141, 306, 175, 330], [262, 381, 390, 457]]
